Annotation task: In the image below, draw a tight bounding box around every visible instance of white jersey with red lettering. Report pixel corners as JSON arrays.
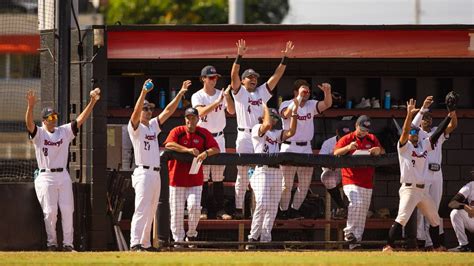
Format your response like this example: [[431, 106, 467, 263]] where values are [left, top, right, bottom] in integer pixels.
[[191, 88, 227, 134], [251, 124, 282, 154], [233, 84, 272, 129], [279, 99, 319, 142], [397, 138, 433, 184], [31, 123, 76, 169], [127, 117, 161, 168]]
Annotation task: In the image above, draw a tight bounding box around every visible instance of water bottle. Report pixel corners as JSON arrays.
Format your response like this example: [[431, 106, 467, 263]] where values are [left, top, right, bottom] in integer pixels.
[[384, 90, 391, 110], [159, 90, 166, 109], [346, 100, 352, 109], [248, 167, 254, 179], [144, 81, 153, 91]]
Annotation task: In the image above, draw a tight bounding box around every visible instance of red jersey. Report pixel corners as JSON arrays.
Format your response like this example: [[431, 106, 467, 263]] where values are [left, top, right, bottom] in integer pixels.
[[164, 126, 219, 187], [334, 131, 381, 189]]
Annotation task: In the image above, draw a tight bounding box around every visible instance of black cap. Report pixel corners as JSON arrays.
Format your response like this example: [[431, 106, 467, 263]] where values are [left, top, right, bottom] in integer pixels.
[[336, 124, 352, 137], [184, 107, 199, 117], [41, 107, 58, 119], [200, 65, 221, 77], [241, 69, 260, 80], [143, 100, 155, 108], [356, 115, 371, 131]]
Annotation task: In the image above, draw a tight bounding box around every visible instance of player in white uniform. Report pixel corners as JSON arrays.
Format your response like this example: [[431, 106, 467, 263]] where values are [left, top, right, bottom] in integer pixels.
[[191, 65, 235, 220], [383, 98, 456, 252], [411, 96, 457, 248], [448, 170, 474, 252], [319, 124, 351, 219], [279, 79, 332, 219], [230, 39, 294, 219], [25, 88, 101, 251], [246, 103, 298, 249], [128, 79, 190, 251]]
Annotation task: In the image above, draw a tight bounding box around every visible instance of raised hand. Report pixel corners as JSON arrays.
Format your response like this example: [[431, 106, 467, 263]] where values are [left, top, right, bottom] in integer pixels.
[[26, 90, 37, 107], [406, 98, 419, 117], [179, 80, 192, 97], [282, 41, 295, 57], [422, 96, 433, 109], [224, 84, 232, 97], [90, 88, 101, 101], [236, 39, 247, 56], [318, 83, 332, 94], [142, 79, 154, 93]]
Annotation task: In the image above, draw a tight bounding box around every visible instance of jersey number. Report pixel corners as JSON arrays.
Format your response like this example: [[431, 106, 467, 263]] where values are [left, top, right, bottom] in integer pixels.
[[42, 147, 48, 156], [144, 141, 151, 151], [411, 159, 415, 167]]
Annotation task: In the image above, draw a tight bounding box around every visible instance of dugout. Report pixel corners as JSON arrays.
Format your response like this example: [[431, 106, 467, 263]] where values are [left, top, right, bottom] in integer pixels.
[[37, 24, 474, 250]]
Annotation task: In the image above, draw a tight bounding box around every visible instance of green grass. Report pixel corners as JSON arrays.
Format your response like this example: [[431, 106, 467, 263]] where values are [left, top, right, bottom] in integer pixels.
[[0, 251, 473, 265]]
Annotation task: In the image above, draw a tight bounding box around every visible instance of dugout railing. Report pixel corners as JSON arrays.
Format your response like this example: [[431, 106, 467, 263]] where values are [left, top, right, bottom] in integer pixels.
[[151, 150, 398, 250]]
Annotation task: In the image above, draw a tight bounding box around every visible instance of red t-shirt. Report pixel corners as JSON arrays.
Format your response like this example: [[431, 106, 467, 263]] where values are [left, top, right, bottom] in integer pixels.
[[334, 131, 381, 189], [164, 126, 219, 187]]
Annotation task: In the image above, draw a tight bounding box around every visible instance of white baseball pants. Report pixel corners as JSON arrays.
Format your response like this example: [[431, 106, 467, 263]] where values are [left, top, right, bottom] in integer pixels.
[[203, 134, 226, 182], [416, 170, 444, 246], [235, 130, 254, 209], [130, 168, 161, 248], [450, 209, 474, 246], [280, 142, 313, 211], [395, 185, 440, 227], [248, 166, 282, 242], [343, 184, 372, 242], [170, 185, 202, 242], [34, 172, 74, 247]]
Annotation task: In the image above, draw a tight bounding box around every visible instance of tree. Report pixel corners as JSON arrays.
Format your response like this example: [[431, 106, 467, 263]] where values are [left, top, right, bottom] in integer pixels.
[[104, 0, 289, 25]]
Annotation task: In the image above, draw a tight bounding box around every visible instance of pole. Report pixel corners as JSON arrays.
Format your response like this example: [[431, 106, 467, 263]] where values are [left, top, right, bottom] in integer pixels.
[[229, 0, 244, 24], [57, 0, 71, 125]]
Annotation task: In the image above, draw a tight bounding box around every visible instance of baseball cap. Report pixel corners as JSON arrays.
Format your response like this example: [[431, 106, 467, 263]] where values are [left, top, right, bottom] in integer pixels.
[[356, 115, 371, 131], [200, 65, 221, 77], [41, 107, 58, 119], [143, 100, 156, 108], [184, 107, 199, 117], [336, 124, 352, 137], [241, 69, 260, 80], [269, 108, 280, 119], [422, 112, 433, 121]]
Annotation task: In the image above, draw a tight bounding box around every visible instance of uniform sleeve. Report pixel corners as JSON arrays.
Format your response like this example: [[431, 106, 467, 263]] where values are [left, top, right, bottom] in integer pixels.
[[191, 92, 204, 107], [29, 125, 42, 145], [251, 124, 262, 139], [258, 83, 272, 103], [150, 117, 161, 135], [319, 139, 332, 155], [127, 120, 140, 138], [397, 140, 409, 154], [312, 100, 321, 116], [164, 128, 179, 145], [334, 135, 349, 151], [458, 183, 472, 199], [372, 135, 382, 148], [422, 137, 434, 152], [232, 85, 246, 101], [61, 122, 77, 142]]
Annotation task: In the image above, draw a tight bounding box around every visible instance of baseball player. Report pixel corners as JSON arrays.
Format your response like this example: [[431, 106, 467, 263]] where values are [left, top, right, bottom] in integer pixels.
[[383, 98, 456, 252], [279, 79, 333, 219], [246, 102, 299, 249], [230, 39, 294, 219], [164, 107, 220, 248], [191, 65, 235, 220], [411, 95, 457, 249], [25, 88, 101, 251], [319, 124, 352, 219], [334, 115, 384, 250], [128, 79, 189, 252], [448, 169, 474, 252]]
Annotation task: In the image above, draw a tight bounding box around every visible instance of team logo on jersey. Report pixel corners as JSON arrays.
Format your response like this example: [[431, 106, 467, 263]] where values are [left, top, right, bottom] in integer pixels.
[[193, 139, 200, 144], [296, 113, 312, 121], [247, 98, 263, 114], [365, 144, 371, 148], [145, 134, 156, 141], [183, 140, 188, 145], [411, 150, 428, 158], [44, 139, 63, 147], [214, 104, 223, 112], [265, 136, 277, 145]]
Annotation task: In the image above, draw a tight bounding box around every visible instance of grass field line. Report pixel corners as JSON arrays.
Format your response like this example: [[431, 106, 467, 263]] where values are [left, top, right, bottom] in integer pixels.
[[0, 251, 473, 265]]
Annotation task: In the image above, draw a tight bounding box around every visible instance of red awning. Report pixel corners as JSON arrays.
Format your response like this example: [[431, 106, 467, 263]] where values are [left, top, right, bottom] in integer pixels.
[[107, 28, 474, 59], [0, 35, 39, 54]]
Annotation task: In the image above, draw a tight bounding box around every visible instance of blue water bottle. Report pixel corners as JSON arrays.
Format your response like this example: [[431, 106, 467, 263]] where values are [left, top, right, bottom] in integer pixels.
[[159, 90, 166, 109], [384, 90, 391, 110]]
